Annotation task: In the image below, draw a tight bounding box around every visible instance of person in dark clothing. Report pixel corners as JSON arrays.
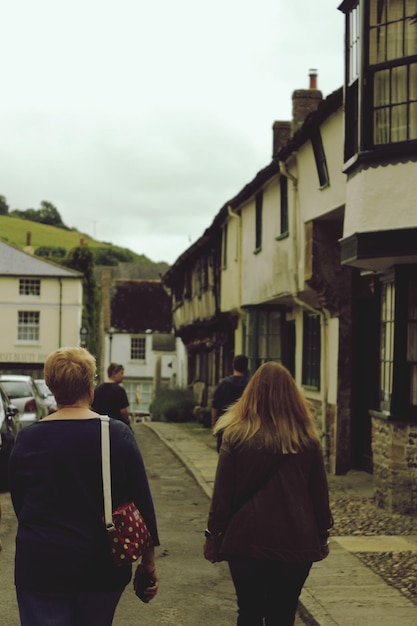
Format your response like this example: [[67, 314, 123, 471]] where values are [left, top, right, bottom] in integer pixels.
[[9, 347, 159, 626], [92, 362, 130, 427], [204, 362, 332, 626], [211, 354, 249, 452]]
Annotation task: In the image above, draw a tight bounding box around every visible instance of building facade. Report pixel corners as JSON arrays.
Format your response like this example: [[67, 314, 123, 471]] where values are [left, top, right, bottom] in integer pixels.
[[0, 241, 83, 377], [338, 0, 417, 512], [97, 265, 180, 416]]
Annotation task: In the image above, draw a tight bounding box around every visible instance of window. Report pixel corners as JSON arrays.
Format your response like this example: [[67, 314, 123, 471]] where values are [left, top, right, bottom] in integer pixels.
[[222, 221, 228, 268], [194, 257, 209, 294], [280, 176, 288, 236], [152, 334, 176, 351], [184, 268, 192, 299], [369, 1, 417, 145], [380, 277, 395, 409], [302, 312, 321, 389], [377, 268, 417, 418], [131, 337, 146, 360], [344, 1, 361, 160], [255, 192, 263, 250], [406, 279, 417, 406], [19, 279, 40, 296], [312, 130, 330, 188], [18, 311, 40, 341], [348, 2, 361, 83], [341, 0, 417, 160], [124, 381, 153, 413], [245, 309, 284, 372]]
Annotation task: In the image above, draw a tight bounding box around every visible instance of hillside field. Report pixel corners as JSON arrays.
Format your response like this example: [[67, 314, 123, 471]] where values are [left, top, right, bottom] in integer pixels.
[[0, 215, 147, 261]]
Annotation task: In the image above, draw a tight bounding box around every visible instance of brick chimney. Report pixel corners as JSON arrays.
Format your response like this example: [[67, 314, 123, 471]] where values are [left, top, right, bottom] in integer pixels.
[[23, 231, 34, 255], [272, 121, 292, 158], [292, 69, 322, 134]]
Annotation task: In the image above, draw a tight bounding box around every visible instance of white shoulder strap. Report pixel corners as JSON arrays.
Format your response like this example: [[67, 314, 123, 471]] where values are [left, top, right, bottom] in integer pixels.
[[100, 416, 113, 527]]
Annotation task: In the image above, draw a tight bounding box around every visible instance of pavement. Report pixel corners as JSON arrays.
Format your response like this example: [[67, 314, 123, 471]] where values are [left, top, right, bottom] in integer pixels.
[[143, 420, 417, 626]]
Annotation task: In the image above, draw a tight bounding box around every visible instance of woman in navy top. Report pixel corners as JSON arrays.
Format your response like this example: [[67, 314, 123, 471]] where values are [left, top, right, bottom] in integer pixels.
[[9, 346, 159, 626]]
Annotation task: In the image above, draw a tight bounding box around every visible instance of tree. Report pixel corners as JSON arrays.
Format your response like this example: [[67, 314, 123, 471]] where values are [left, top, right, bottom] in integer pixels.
[[64, 246, 101, 361], [0, 195, 9, 215], [35, 246, 67, 259], [38, 201, 65, 227]]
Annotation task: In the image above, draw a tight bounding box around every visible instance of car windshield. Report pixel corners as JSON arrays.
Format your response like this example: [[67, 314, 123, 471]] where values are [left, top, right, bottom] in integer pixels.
[[0, 381, 31, 399], [35, 381, 53, 397]]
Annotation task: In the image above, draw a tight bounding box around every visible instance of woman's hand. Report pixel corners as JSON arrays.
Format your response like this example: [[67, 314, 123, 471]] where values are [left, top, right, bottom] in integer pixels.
[[320, 540, 330, 560], [203, 537, 221, 563], [135, 562, 159, 601]]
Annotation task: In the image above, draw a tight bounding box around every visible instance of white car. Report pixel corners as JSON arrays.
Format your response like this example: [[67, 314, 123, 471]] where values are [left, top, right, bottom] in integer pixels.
[[0, 375, 49, 427], [34, 379, 58, 414]]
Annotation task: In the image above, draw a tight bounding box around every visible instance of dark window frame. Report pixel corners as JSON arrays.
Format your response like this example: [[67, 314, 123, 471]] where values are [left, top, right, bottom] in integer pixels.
[[279, 176, 289, 237], [222, 221, 228, 269], [389, 265, 417, 420], [255, 192, 263, 252], [245, 307, 286, 374], [131, 336, 146, 360], [363, 1, 416, 149], [311, 130, 330, 188], [19, 278, 41, 296], [302, 312, 321, 390], [17, 310, 40, 341]]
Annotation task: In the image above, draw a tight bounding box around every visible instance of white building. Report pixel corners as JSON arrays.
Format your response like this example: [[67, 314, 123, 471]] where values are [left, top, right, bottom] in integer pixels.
[[0, 241, 83, 377]]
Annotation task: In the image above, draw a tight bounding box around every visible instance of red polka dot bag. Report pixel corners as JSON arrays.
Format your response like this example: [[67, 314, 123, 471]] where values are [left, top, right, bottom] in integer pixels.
[[100, 417, 153, 567]]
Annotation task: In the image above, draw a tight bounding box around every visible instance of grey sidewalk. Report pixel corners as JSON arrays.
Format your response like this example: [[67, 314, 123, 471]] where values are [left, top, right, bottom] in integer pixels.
[[143, 421, 417, 626]]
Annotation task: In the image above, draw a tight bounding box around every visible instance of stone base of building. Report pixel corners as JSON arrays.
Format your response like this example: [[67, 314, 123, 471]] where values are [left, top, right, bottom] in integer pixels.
[[371, 412, 417, 515]]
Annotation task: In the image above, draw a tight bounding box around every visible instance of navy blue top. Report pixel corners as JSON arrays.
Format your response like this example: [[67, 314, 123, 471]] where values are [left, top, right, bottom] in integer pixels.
[[92, 383, 129, 422], [9, 418, 159, 591]]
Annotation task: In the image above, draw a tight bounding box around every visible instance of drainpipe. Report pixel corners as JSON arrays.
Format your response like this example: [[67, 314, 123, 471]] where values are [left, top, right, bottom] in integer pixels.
[[227, 205, 246, 323], [292, 294, 330, 462], [279, 161, 329, 461], [279, 161, 299, 292], [58, 278, 63, 347]]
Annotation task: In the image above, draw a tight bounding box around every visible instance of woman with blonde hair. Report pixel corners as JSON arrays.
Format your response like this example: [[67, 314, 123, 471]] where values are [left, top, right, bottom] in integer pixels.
[[9, 347, 159, 626], [204, 361, 332, 626]]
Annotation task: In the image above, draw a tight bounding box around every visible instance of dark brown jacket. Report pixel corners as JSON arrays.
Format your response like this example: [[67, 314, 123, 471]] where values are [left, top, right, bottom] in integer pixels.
[[208, 436, 332, 563]]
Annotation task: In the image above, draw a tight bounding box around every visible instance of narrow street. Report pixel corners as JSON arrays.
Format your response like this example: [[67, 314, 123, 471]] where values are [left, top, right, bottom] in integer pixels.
[[0, 423, 305, 625]]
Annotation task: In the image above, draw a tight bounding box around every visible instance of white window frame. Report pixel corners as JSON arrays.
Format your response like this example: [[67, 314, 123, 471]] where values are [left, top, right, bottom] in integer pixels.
[[18, 311, 40, 342], [131, 336, 146, 361]]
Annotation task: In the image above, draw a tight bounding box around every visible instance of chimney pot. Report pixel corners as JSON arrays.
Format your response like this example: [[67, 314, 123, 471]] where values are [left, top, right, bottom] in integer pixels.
[[309, 68, 318, 90]]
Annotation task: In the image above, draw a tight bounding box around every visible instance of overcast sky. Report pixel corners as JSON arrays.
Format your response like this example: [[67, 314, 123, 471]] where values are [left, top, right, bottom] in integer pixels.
[[0, 0, 344, 265]]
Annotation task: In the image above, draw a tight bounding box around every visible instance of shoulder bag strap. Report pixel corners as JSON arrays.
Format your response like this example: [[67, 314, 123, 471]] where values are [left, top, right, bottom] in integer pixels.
[[232, 454, 288, 516], [100, 416, 114, 528]]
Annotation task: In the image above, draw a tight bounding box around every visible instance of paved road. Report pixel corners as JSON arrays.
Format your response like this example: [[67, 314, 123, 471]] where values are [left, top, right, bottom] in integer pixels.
[[0, 423, 305, 625]]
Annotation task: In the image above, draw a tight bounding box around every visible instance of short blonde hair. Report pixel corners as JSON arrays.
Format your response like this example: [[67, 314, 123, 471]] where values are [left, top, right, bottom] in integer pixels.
[[44, 347, 96, 406]]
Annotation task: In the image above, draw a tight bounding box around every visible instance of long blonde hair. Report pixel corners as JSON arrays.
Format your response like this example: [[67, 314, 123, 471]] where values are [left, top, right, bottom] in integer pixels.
[[214, 361, 320, 453]]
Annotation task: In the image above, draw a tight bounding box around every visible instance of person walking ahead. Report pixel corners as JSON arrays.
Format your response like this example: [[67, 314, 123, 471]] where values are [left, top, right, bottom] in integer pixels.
[[204, 361, 332, 626], [92, 362, 130, 427], [211, 354, 249, 452]]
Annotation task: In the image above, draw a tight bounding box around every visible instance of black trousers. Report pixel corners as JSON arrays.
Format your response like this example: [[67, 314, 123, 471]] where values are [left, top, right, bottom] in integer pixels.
[[228, 556, 312, 626]]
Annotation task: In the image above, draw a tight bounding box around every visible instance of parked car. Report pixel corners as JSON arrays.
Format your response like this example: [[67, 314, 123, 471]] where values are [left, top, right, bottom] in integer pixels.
[[34, 379, 58, 414], [0, 375, 49, 427], [0, 385, 20, 488]]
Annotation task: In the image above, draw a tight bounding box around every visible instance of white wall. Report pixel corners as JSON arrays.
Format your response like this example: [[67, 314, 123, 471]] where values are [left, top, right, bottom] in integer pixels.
[[343, 161, 417, 237], [0, 276, 83, 364]]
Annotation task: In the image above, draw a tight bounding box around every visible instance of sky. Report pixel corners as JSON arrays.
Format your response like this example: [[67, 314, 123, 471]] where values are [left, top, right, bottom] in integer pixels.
[[0, 0, 344, 265]]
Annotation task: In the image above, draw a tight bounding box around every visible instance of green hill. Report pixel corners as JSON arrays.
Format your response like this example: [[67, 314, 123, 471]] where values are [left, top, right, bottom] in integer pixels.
[[0, 214, 150, 264]]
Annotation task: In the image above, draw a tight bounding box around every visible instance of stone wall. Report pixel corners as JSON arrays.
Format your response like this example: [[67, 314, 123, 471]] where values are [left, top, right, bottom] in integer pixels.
[[372, 413, 417, 515], [308, 397, 335, 473]]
